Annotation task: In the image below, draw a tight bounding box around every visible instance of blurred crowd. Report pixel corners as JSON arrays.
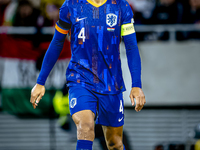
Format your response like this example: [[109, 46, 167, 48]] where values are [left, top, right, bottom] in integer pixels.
[[0, 0, 200, 41], [1, 0, 200, 27], [130, 0, 200, 25], [129, 0, 200, 41], [0, 0, 64, 27]]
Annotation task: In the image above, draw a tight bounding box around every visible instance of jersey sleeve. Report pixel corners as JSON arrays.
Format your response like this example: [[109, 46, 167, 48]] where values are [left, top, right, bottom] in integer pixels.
[[120, 0, 135, 36], [120, 0, 142, 88], [56, 1, 72, 34]]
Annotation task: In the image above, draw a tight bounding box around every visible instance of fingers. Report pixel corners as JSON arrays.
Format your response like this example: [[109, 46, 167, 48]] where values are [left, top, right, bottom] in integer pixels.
[[135, 97, 140, 112], [30, 94, 36, 108], [30, 84, 45, 109], [130, 88, 146, 112], [130, 94, 135, 106], [135, 95, 146, 112], [30, 92, 35, 104], [32, 102, 36, 109], [143, 96, 146, 105], [30, 93, 38, 109], [30, 93, 44, 109], [35, 94, 43, 105], [30, 85, 37, 108]]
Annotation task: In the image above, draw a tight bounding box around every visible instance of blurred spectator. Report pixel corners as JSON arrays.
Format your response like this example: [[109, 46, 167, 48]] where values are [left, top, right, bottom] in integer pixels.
[[32, 0, 66, 46], [127, 0, 156, 42], [128, 0, 156, 24], [28, 0, 41, 8], [150, 0, 184, 24], [180, 0, 200, 40], [10, 0, 41, 46], [13, 0, 40, 26], [0, 0, 18, 26], [38, 0, 65, 27], [186, 0, 200, 24], [146, 0, 185, 40]]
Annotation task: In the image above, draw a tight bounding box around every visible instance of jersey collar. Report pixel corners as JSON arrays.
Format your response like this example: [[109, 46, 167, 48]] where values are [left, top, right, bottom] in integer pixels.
[[86, 0, 107, 7]]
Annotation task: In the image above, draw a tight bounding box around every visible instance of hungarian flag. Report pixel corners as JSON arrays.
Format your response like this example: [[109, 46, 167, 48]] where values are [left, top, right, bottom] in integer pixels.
[[0, 34, 71, 117]]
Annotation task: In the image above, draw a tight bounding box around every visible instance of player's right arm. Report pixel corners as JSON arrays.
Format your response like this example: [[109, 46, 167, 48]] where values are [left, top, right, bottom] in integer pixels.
[[30, 1, 71, 109]]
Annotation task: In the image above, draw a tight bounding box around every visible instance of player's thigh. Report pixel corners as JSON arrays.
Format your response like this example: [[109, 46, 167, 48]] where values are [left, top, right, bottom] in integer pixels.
[[72, 109, 95, 126], [102, 125, 123, 149], [72, 110, 96, 140], [69, 85, 97, 140]]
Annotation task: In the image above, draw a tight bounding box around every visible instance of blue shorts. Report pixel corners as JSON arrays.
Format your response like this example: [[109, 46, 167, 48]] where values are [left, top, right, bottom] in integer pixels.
[[68, 85, 124, 127]]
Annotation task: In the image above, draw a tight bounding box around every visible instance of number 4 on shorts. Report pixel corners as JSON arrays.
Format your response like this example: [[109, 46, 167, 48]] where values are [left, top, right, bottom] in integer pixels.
[[119, 100, 124, 114]]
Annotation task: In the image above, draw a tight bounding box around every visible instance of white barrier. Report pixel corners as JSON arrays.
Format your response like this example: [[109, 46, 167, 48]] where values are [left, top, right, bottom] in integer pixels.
[[1, 24, 200, 41], [1, 24, 200, 35]]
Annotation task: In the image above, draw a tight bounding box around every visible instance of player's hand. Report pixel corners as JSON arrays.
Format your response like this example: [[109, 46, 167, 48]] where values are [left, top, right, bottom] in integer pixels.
[[30, 84, 45, 109], [129, 87, 146, 112]]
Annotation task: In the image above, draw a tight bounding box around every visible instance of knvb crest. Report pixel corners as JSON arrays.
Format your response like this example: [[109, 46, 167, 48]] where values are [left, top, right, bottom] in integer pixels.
[[70, 98, 77, 108], [106, 13, 117, 27]]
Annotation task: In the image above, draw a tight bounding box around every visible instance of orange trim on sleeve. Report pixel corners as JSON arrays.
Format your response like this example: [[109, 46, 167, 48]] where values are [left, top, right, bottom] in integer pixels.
[[55, 24, 69, 34]]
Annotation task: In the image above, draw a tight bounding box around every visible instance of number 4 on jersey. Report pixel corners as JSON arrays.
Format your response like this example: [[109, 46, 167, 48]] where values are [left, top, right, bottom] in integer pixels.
[[78, 28, 86, 42]]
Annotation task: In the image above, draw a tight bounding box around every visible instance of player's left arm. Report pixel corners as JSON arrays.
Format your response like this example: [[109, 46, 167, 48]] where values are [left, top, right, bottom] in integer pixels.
[[122, 24, 146, 112], [121, 1, 146, 111]]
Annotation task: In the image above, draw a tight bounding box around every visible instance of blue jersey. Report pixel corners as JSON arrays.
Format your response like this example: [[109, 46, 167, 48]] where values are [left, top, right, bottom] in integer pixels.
[[56, 0, 135, 94]]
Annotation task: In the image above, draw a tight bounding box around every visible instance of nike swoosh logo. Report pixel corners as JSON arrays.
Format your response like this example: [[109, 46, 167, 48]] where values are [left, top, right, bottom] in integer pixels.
[[118, 117, 123, 122], [76, 17, 87, 22]]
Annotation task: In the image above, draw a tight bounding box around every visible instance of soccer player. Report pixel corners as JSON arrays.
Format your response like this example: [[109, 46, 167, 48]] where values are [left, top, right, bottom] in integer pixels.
[[30, 0, 146, 149]]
